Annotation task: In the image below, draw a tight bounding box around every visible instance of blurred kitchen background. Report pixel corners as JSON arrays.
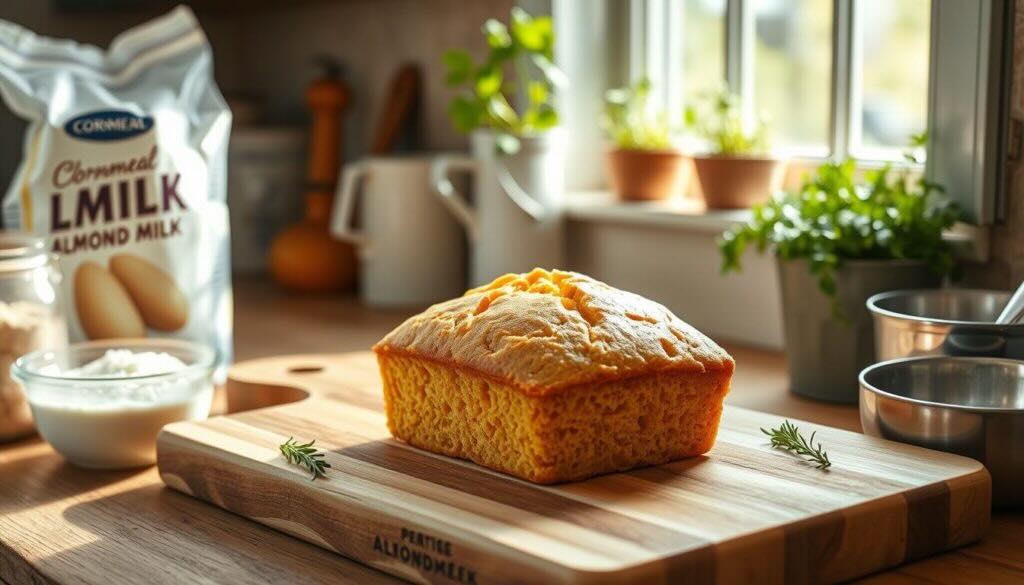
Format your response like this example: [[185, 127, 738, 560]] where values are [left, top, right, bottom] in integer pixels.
[[0, 0, 1017, 353], [0, 1, 508, 188]]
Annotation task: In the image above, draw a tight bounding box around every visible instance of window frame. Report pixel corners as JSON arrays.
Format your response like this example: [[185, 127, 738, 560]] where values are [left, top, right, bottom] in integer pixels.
[[641, 0, 930, 162], [551, 0, 1010, 225], [626, 0, 1011, 224], [926, 0, 1012, 224]]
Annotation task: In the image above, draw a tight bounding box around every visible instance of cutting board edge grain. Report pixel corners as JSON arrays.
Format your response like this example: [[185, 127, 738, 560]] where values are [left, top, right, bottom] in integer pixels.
[[156, 352, 992, 585], [156, 434, 588, 585]]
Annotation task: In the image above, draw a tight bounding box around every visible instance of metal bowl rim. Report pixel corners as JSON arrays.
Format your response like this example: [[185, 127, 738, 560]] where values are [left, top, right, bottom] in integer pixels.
[[866, 288, 1016, 327], [859, 355, 1024, 413]]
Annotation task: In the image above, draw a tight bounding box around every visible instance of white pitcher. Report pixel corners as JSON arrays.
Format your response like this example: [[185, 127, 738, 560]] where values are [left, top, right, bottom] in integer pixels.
[[332, 156, 466, 307], [431, 129, 566, 286]]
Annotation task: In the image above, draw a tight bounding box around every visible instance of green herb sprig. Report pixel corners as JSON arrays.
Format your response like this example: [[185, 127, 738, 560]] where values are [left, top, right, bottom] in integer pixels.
[[279, 437, 331, 480], [761, 420, 832, 470]]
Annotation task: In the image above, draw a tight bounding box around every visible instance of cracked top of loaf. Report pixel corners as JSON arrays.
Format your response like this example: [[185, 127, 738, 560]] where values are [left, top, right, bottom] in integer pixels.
[[373, 268, 735, 396]]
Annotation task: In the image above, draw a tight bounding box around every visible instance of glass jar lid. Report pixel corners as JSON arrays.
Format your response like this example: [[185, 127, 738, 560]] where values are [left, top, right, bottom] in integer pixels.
[[0, 233, 49, 271]]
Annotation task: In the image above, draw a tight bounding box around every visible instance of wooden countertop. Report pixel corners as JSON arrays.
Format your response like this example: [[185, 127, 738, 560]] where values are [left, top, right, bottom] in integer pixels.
[[1, 278, 1022, 585]]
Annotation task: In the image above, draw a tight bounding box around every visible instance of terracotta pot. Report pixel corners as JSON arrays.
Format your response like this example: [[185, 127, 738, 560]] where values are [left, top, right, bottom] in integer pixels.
[[605, 149, 690, 202], [692, 155, 787, 209]]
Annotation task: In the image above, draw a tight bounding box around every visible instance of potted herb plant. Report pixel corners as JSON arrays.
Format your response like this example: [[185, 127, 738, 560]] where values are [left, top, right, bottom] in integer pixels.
[[432, 8, 567, 285], [685, 92, 786, 209], [719, 156, 960, 403], [601, 79, 689, 201]]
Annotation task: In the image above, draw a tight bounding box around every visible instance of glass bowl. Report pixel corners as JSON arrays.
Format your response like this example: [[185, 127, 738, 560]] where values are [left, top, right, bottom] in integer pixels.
[[11, 338, 216, 469]]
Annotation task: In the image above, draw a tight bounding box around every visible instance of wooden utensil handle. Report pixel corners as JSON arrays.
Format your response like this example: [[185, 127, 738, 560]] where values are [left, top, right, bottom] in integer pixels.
[[306, 73, 350, 190], [370, 64, 420, 155]]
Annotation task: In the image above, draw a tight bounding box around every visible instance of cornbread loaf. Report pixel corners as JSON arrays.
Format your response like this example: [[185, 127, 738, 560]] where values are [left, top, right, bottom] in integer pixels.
[[374, 269, 735, 484]]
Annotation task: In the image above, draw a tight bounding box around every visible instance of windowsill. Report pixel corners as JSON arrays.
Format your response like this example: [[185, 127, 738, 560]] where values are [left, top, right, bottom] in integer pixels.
[[565, 190, 990, 262], [564, 191, 748, 235]]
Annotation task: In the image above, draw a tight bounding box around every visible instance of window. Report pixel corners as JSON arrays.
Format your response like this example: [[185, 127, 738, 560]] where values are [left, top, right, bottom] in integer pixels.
[[751, 0, 833, 153], [852, 0, 932, 159], [645, 0, 932, 162], [680, 0, 726, 105], [553, 0, 1010, 223]]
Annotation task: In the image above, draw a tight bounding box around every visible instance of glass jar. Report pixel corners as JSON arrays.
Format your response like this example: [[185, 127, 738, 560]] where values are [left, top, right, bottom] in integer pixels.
[[0, 234, 68, 441]]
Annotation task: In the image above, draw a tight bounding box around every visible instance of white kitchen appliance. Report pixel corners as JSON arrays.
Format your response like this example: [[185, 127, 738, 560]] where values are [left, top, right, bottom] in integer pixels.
[[332, 156, 466, 307]]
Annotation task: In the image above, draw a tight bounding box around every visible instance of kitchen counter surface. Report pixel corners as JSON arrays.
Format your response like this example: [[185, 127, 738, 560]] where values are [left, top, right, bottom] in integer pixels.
[[1, 278, 1022, 585]]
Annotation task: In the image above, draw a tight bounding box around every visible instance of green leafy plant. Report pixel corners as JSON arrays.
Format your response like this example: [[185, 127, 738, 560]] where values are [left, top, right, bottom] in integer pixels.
[[761, 420, 832, 470], [280, 437, 331, 480], [602, 78, 673, 150], [443, 8, 564, 154], [684, 91, 769, 156], [719, 156, 961, 312]]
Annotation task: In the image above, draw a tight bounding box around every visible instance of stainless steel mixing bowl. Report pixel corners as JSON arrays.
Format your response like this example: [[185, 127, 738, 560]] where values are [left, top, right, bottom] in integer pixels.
[[867, 289, 1024, 361], [860, 356, 1024, 507]]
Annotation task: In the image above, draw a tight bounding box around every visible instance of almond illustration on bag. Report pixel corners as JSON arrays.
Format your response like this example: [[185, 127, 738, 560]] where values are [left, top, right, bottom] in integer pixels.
[[0, 7, 233, 377], [75, 254, 189, 339]]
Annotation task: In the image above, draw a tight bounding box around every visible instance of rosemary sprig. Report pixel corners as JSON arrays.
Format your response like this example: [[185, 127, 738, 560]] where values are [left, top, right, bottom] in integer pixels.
[[761, 420, 832, 470], [279, 437, 332, 480]]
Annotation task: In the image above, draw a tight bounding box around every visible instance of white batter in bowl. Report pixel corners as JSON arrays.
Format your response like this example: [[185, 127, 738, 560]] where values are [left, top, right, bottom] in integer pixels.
[[11, 338, 215, 469]]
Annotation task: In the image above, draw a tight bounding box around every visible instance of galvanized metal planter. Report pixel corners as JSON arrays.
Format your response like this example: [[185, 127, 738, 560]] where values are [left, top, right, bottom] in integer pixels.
[[777, 259, 941, 403]]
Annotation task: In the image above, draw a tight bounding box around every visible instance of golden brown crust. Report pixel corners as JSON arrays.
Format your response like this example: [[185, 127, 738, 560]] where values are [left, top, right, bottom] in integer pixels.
[[374, 269, 734, 396]]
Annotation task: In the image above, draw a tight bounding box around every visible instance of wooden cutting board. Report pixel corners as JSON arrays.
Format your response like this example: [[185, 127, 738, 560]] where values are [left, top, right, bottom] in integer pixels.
[[156, 352, 991, 585]]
